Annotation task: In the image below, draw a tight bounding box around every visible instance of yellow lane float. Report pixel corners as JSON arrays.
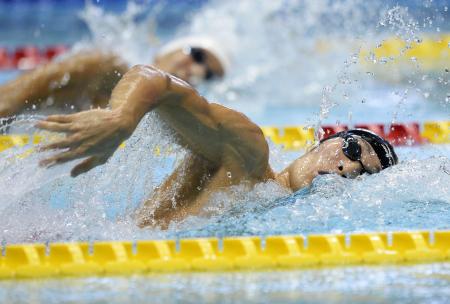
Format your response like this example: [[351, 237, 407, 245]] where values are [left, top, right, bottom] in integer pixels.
[[0, 230, 449, 279]]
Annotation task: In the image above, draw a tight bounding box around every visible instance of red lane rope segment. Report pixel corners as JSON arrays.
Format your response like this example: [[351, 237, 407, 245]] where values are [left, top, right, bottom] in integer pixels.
[[0, 45, 68, 70]]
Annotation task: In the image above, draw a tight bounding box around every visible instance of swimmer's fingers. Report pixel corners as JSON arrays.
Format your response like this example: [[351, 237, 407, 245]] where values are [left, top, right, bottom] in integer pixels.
[[38, 134, 84, 151], [38, 139, 72, 151], [39, 149, 84, 168], [44, 114, 77, 123], [71, 155, 110, 177], [35, 121, 74, 133]]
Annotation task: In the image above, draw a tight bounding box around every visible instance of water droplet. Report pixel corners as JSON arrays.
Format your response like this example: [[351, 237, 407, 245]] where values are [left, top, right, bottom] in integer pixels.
[[46, 97, 54, 106], [31, 104, 36, 110], [227, 172, 232, 178], [423, 92, 430, 99], [61, 73, 70, 86], [70, 105, 75, 110]]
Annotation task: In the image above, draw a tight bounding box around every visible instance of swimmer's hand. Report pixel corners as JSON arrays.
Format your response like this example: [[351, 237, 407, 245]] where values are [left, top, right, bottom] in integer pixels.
[[36, 109, 134, 177]]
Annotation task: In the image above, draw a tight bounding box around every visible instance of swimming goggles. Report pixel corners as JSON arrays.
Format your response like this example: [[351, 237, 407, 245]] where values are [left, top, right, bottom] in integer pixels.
[[188, 47, 216, 80], [341, 135, 372, 175]]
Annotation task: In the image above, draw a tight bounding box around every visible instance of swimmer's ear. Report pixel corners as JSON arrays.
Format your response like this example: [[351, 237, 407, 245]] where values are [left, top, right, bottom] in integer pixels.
[[71, 155, 109, 177]]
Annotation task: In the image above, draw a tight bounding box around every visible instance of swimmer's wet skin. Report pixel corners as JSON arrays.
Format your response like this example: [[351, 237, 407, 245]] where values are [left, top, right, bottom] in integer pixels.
[[35, 65, 398, 229]]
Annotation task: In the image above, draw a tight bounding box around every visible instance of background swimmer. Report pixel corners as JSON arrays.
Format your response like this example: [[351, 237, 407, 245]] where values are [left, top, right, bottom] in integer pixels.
[[0, 36, 227, 118], [36, 64, 398, 229]]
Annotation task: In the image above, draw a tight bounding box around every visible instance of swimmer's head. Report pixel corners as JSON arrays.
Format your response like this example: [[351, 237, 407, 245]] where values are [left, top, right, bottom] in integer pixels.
[[306, 129, 398, 179], [154, 36, 229, 85]]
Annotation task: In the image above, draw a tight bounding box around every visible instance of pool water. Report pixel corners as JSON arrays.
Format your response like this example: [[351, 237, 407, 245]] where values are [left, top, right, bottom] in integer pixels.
[[0, 0, 449, 303], [1, 263, 450, 304]]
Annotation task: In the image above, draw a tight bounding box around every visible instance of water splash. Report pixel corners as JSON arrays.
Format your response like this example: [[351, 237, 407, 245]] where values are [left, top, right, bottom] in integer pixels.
[[0, 0, 449, 244], [174, 156, 450, 238]]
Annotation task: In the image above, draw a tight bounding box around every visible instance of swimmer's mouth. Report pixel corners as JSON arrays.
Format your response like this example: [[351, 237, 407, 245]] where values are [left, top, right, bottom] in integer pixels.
[[318, 171, 331, 175], [317, 171, 348, 178]]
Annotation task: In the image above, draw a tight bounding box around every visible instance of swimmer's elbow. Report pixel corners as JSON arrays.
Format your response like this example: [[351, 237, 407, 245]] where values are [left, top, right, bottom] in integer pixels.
[[127, 64, 166, 83]]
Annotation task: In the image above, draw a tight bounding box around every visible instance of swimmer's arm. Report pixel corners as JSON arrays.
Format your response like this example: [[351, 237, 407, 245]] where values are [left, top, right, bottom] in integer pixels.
[[109, 65, 269, 169], [37, 65, 269, 177], [0, 51, 127, 117], [107, 65, 220, 134], [36, 64, 198, 176]]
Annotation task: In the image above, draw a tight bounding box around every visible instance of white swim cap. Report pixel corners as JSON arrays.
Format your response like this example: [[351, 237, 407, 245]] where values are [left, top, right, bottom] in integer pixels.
[[156, 36, 231, 73]]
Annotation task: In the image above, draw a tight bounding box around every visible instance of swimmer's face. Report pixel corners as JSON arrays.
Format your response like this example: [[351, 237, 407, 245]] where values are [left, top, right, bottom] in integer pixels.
[[310, 137, 382, 178], [154, 47, 224, 85]]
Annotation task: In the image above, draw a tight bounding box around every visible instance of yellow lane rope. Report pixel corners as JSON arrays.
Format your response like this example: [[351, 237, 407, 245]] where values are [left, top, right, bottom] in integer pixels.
[[360, 35, 449, 71], [0, 230, 449, 279], [0, 121, 448, 153]]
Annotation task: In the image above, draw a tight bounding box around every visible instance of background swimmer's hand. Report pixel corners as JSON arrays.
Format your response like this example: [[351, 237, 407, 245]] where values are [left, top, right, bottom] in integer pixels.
[[36, 109, 134, 177]]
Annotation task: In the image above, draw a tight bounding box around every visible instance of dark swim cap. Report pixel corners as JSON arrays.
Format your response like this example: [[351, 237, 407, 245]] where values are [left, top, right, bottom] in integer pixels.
[[321, 128, 398, 170]]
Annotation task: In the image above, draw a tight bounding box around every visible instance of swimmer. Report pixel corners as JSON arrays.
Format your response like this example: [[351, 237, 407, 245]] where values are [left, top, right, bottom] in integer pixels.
[[35, 65, 398, 229], [0, 37, 227, 118]]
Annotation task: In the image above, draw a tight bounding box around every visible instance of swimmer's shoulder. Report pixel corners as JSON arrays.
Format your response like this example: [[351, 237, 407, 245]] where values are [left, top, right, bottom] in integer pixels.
[[209, 102, 270, 177], [208, 102, 262, 133]]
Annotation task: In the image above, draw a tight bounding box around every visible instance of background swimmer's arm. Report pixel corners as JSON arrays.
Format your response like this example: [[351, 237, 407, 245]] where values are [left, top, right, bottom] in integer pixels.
[[0, 51, 127, 117], [36, 64, 269, 177]]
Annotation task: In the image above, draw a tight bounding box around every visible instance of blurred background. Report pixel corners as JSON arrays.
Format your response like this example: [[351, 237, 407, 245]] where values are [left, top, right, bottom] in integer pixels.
[[0, 0, 449, 241], [0, 0, 449, 126]]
